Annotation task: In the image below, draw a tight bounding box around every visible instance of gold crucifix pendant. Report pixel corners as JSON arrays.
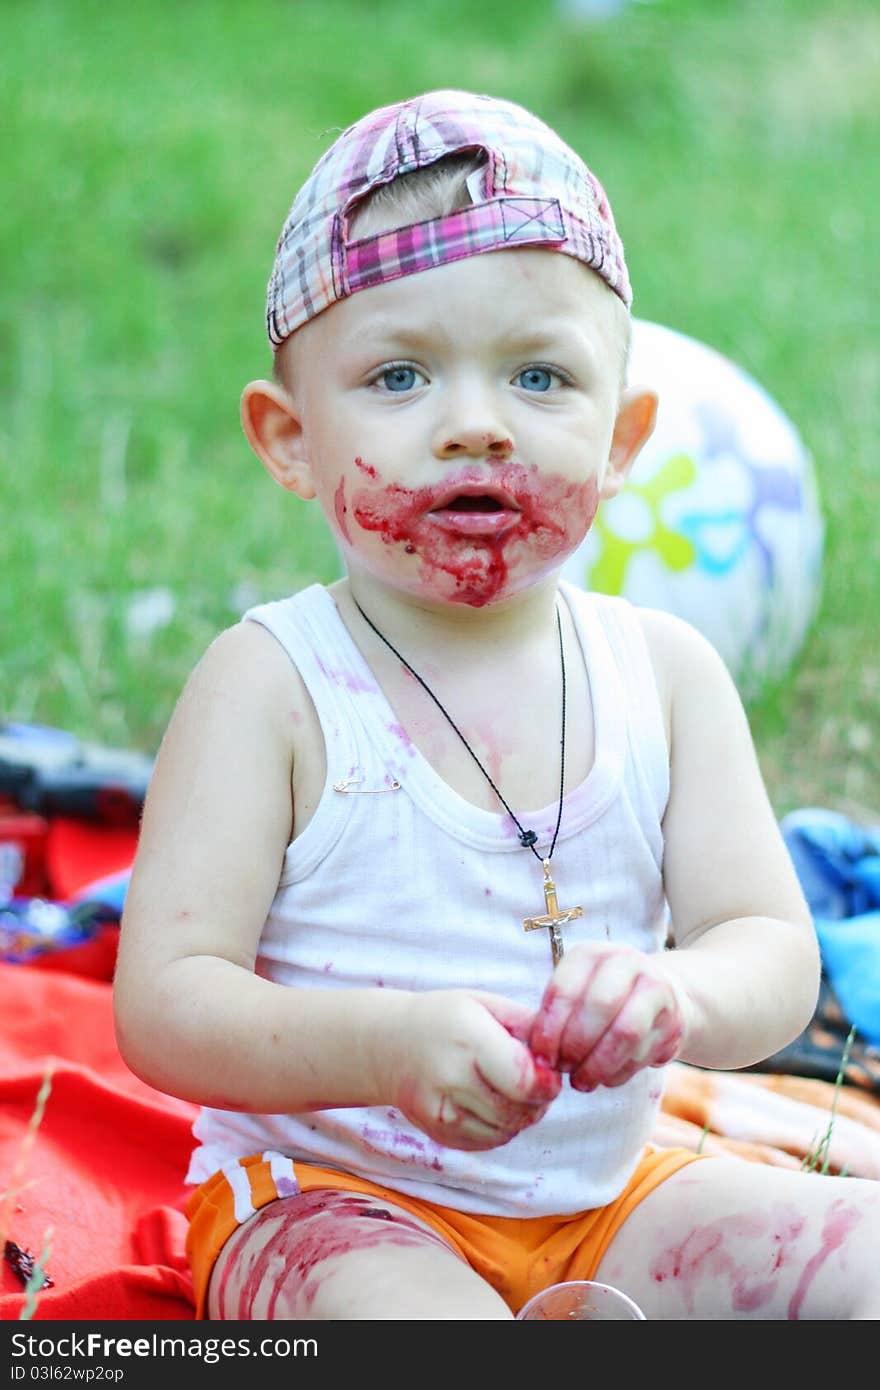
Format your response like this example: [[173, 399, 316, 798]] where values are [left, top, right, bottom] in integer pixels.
[[523, 859, 584, 966]]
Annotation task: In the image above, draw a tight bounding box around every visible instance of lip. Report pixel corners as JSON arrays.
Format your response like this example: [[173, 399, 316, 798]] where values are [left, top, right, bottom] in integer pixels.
[[425, 480, 523, 537], [429, 480, 522, 513], [425, 509, 522, 537]]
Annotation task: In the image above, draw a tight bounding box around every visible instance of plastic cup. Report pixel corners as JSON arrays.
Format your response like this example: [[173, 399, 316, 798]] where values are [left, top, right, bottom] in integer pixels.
[[516, 1280, 646, 1320]]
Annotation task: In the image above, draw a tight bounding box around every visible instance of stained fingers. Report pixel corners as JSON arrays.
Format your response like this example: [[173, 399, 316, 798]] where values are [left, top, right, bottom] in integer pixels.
[[530, 944, 687, 1090]]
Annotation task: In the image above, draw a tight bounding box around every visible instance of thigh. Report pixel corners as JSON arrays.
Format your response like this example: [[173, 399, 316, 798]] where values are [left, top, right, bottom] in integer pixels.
[[594, 1156, 880, 1320], [207, 1187, 513, 1320]]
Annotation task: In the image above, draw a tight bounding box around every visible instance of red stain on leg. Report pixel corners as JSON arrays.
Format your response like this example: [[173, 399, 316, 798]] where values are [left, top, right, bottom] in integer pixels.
[[224, 1190, 455, 1318], [787, 1200, 862, 1320], [650, 1205, 807, 1316], [214, 1218, 256, 1319]]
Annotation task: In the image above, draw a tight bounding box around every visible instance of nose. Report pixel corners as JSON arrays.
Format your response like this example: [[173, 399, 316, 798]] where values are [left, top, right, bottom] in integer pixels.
[[431, 385, 514, 461]]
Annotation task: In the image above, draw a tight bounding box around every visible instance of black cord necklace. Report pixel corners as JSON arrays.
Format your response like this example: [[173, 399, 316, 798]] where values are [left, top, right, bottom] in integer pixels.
[[350, 595, 584, 965]]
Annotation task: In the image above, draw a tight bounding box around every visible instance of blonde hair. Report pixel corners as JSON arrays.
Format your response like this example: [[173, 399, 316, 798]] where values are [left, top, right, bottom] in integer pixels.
[[347, 151, 485, 237], [275, 151, 630, 385]]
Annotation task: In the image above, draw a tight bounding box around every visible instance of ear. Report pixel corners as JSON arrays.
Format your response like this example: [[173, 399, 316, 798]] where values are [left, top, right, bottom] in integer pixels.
[[601, 386, 658, 500], [240, 380, 316, 500]]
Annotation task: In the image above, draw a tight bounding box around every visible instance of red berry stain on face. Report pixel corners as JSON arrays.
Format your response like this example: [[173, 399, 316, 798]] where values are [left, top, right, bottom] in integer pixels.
[[334, 476, 352, 544], [354, 456, 378, 479], [352, 463, 598, 606]]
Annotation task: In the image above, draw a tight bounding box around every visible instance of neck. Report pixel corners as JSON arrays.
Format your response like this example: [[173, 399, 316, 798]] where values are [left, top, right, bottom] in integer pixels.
[[338, 570, 570, 867], [337, 572, 563, 661]]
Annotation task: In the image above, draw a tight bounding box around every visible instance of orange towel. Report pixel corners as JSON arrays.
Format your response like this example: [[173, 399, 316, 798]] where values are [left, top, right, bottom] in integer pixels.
[[658, 1061, 880, 1177]]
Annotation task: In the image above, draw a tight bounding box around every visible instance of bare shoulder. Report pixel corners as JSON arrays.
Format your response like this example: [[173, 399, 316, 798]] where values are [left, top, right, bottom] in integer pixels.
[[631, 605, 739, 734], [633, 605, 730, 678], [178, 617, 307, 726], [118, 618, 314, 982], [136, 615, 319, 874]]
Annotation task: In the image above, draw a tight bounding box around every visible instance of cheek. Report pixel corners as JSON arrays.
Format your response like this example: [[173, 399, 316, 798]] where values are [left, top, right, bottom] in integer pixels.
[[334, 476, 353, 545], [574, 477, 601, 537]]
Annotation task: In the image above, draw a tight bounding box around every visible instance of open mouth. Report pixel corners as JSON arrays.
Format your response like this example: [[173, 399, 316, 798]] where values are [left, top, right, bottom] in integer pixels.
[[436, 495, 506, 513], [425, 487, 522, 538]]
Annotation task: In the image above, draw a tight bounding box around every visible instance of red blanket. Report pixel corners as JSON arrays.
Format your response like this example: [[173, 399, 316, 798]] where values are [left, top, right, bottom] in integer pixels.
[[3, 961, 879, 1321], [4, 779, 878, 1321], [0, 964, 198, 1320]]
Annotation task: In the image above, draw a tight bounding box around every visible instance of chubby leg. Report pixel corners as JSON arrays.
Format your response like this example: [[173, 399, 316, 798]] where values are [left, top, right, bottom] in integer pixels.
[[594, 1156, 880, 1319], [207, 1188, 513, 1320]]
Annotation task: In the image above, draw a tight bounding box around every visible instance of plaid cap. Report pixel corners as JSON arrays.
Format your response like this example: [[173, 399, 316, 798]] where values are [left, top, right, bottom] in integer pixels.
[[267, 89, 631, 348]]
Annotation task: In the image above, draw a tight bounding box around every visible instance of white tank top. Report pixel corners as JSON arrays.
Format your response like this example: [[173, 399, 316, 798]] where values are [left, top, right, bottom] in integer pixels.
[[187, 580, 671, 1216]]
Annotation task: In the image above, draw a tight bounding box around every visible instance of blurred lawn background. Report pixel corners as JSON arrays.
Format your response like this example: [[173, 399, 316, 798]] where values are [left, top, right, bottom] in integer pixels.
[[1, 0, 877, 819]]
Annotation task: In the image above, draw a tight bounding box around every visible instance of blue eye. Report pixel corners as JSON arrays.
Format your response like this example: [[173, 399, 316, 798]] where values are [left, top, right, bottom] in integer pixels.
[[516, 367, 555, 392], [379, 365, 421, 392]]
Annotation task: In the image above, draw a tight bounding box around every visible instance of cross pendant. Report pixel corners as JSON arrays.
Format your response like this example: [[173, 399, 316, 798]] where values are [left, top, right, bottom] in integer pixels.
[[523, 859, 584, 966]]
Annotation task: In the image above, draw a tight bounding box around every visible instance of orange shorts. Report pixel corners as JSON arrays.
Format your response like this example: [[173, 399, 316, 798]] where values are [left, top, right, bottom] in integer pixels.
[[186, 1144, 708, 1317]]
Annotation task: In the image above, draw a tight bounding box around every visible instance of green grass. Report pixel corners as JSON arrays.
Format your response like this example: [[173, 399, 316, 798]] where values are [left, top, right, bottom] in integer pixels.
[[2, 0, 878, 819], [800, 1024, 857, 1176]]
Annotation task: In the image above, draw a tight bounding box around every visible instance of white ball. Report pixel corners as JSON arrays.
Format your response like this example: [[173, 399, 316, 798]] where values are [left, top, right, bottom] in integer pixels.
[[562, 319, 825, 697]]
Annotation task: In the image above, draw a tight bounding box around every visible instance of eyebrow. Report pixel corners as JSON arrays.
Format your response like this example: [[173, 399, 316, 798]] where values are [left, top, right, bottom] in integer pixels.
[[341, 317, 600, 359], [342, 319, 438, 351], [502, 325, 594, 353]]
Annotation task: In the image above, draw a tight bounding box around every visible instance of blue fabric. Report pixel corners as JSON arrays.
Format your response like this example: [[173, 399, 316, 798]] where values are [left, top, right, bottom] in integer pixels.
[[71, 868, 131, 915], [781, 808, 880, 1048]]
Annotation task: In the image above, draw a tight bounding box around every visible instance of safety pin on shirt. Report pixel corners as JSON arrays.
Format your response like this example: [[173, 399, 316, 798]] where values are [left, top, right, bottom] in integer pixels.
[[333, 774, 401, 794]]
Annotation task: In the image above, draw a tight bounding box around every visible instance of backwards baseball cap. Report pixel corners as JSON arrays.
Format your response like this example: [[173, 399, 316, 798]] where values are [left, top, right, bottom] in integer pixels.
[[267, 88, 631, 348]]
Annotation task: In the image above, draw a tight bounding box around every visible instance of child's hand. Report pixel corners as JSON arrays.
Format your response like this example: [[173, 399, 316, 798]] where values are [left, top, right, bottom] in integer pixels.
[[529, 944, 689, 1091], [387, 991, 561, 1151]]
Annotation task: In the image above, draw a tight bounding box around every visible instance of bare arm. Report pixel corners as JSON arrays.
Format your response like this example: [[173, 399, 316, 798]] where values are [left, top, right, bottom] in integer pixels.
[[643, 609, 820, 1069], [113, 621, 397, 1111], [113, 621, 555, 1147], [530, 610, 819, 1086]]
